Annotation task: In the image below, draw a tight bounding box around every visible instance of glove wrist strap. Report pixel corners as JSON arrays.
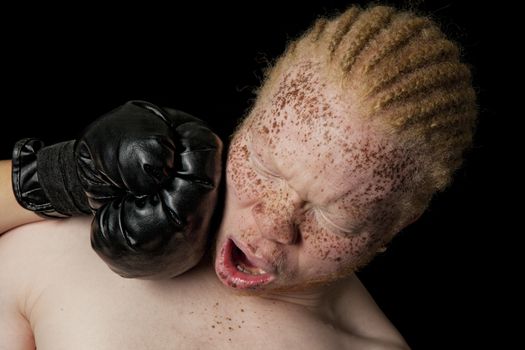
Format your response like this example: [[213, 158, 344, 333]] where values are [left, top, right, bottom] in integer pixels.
[[36, 140, 91, 216], [12, 138, 65, 218]]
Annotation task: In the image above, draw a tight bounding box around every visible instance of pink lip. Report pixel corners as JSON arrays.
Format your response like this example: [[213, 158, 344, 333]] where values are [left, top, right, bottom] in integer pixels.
[[215, 238, 276, 290], [230, 237, 276, 274]]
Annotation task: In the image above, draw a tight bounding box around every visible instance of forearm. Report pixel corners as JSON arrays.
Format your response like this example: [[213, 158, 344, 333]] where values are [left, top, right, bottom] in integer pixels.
[[0, 160, 44, 234]]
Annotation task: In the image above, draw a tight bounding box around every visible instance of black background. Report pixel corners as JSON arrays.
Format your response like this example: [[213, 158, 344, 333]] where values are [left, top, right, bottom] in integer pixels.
[[0, 1, 505, 349]]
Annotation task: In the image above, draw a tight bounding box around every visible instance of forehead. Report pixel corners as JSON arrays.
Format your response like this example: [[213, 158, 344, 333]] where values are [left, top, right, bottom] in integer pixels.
[[240, 60, 414, 209]]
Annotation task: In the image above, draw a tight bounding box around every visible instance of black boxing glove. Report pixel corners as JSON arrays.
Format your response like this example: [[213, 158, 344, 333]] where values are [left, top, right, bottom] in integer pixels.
[[12, 101, 223, 279]]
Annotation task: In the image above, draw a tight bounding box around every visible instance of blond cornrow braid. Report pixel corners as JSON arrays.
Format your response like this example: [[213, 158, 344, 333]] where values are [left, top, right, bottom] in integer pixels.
[[372, 61, 472, 111], [328, 6, 362, 56], [364, 30, 460, 96], [362, 15, 433, 74], [338, 6, 397, 73], [309, 17, 329, 43]]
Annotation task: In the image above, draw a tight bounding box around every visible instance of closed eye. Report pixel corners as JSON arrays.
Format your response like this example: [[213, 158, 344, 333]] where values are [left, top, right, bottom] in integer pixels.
[[314, 207, 360, 237], [248, 149, 281, 180], [247, 131, 283, 180]]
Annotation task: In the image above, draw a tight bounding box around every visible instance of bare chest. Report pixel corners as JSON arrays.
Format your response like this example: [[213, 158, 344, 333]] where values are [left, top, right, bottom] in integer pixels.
[[29, 271, 344, 350]]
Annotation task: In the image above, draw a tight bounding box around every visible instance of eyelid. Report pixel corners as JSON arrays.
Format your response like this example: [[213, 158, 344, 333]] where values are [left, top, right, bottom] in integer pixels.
[[249, 154, 281, 179], [247, 138, 281, 179], [314, 207, 357, 237]]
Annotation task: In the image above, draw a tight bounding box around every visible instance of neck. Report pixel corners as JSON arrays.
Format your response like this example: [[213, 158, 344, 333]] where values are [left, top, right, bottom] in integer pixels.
[[200, 256, 341, 312], [259, 287, 329, 310]]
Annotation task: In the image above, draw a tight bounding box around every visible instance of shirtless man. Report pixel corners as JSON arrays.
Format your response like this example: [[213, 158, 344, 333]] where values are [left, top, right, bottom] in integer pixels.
[[0, 4, 477, 349]]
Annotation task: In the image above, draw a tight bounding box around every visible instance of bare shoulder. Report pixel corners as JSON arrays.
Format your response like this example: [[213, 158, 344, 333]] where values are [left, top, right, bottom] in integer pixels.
[[327, 273, 411, 350], [0, 217, 97, 303], [0, 217, 103, 304], [0, 218, 94, 290], [0, 217, 94, 269], [0, 217, 92, 350]]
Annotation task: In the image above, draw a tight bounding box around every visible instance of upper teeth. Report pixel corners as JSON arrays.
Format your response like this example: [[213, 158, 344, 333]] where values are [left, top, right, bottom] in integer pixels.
[[236, 264, 265, 275]]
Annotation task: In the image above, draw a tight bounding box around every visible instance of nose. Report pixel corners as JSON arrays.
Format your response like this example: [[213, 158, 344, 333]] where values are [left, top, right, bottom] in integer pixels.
[[251, 192, 303, 245]]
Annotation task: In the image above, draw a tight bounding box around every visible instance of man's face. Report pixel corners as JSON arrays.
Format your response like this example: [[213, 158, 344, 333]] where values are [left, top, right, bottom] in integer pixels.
[[214, 61, 416, 293]]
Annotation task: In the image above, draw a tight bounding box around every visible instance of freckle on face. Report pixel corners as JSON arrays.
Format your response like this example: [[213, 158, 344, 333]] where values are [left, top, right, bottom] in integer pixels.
[[223, 59, 419, 286]]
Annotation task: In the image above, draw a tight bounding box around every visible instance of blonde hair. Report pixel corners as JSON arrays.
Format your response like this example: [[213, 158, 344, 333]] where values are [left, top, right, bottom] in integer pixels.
[[244, 4, 478, 233]]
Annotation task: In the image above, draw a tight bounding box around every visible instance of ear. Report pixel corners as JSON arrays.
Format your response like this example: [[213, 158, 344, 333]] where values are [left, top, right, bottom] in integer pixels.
[[396, 213, 423, 234], [391, 211, 423, 237], [404, 212, 423, 228]]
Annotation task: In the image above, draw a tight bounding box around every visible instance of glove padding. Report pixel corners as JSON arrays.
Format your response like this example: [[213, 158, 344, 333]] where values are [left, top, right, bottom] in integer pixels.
[[12, 101, 223, 279]]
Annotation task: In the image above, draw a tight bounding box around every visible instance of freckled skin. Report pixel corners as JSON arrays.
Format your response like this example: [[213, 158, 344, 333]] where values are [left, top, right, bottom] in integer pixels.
[[215, 60, 418, 292]]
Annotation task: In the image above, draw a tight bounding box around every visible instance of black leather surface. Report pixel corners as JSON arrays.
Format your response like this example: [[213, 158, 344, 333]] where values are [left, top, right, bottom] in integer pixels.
[[83, 101, 223, 279], [13, 100, 223, 279]]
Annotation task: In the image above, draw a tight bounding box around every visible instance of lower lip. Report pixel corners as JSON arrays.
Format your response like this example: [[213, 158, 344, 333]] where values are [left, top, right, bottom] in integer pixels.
[[215, 239, 275, 290]]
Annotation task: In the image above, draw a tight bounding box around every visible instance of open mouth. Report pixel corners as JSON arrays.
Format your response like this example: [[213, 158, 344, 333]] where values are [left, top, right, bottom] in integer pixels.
[[215, 238, 275, 290]]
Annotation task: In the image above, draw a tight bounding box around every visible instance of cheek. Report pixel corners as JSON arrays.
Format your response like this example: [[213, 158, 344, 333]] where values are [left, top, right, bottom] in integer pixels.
[[301, 211, 371, 268]]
